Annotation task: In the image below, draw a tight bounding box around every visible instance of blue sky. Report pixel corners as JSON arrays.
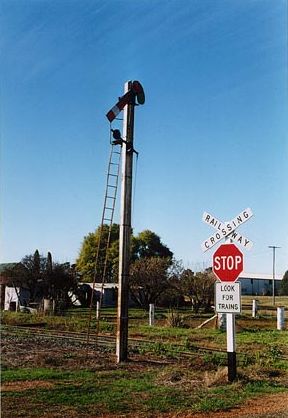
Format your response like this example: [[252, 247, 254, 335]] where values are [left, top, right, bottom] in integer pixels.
[[1, 0, 287, 276]]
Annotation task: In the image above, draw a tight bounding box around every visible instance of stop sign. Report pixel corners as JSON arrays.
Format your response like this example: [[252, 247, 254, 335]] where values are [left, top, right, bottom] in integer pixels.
[[213, 243, 243, 282]]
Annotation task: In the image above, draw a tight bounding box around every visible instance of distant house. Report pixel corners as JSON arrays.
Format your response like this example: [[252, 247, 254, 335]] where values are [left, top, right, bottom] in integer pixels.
[[0, 263, 31, 311], [238, 273, 282, 296], [78, 283, 118, 307]]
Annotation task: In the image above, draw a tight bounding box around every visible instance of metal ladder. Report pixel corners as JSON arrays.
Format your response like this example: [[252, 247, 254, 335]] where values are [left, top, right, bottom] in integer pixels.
[[86, 143, 122, 343]]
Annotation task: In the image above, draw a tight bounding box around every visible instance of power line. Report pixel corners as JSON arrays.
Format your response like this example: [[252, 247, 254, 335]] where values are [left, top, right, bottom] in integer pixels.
[[268, 245, 281, 306]]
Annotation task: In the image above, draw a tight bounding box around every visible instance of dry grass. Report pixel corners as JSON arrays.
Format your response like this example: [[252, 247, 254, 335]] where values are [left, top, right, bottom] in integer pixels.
[[204, 367, 228, 387]]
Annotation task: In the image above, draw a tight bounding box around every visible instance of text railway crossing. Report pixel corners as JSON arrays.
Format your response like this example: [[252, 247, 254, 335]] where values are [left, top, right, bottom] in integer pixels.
[[201, 208, 253, 252]]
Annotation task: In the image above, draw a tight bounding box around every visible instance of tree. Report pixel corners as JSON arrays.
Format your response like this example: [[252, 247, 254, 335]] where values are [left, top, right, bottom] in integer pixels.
[[131, 230, 173, 261], [280, 270, 288, 295], [2, 250, 77, 305], [177, 269, 216, 312], [21, 250, 47, 301], [129, 257, 172, 310], [45, 262, 78, 304], [76, 225, 173, 283], [76, 224, 120, 282]]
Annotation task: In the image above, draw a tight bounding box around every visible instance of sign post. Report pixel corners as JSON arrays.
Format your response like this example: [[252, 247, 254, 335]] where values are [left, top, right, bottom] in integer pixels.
[[213, 243, 243, 382], [202, 209, 253, 383]]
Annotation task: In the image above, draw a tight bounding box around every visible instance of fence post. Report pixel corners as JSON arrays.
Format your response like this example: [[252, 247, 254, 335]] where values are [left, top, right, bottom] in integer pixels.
[[149, 304, 155, 326], [43, 299, 51, 315], [217, 313, 226, 331], [96, 301, 100, 320], [252, 299, 258, 318], [277, 307, 285, 330]]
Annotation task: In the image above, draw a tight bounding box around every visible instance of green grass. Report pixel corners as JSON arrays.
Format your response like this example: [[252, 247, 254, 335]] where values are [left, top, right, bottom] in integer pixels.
[[195, 381, 286, 412], [2, 367, 287, 416], [1, 302, 288, 418], [2, 368, 195, 415], [1, 368, 93, 383], [241, 296, 288, 308]]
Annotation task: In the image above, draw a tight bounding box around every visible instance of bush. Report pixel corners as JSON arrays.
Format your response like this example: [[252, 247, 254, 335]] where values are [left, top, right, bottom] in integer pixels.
[[166, 309, 185, 328]]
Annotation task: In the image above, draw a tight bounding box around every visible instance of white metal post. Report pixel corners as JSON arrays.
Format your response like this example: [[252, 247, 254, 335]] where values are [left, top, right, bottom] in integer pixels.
[[225, 236, 237, 382], [226, 313, 237, 381], [226, 313, 236, 352]]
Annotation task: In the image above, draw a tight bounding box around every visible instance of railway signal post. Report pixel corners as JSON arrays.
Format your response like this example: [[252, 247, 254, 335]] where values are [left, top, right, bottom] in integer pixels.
[[107, 81, 145, 363], [116, 81, 134, 363]]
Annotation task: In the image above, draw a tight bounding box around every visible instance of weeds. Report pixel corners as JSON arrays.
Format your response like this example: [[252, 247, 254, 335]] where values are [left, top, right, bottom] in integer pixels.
[[204, 367, 228, 387], [203, 352, 226, 367], [166, 309, 185, 328]]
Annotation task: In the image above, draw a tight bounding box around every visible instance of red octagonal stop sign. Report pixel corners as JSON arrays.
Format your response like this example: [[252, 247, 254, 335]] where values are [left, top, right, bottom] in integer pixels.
[[213, 243, 243, 282]]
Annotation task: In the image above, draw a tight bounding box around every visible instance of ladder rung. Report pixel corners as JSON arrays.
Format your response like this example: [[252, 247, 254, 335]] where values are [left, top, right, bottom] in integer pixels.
[[104, 207, 114, 211], [107, 185, 117, 189], [109, 162, 119, 166], [105, 195, 116, 200], [108, 174, 118, 177], [103, 218, 112, 222]]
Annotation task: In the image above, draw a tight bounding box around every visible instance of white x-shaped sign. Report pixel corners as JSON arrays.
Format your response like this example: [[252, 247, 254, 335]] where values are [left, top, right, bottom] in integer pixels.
[[201, 208, 253, 252]]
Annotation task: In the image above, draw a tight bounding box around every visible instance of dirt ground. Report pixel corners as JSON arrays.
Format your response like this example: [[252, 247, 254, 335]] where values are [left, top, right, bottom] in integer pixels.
[[1, 332, 288, 418]]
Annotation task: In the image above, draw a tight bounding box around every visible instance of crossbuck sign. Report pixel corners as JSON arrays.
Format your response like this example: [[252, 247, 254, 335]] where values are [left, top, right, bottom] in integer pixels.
[[201, 208, 253, 252]]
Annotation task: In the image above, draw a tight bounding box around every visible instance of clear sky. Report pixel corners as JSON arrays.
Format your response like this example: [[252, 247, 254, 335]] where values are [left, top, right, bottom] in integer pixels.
[[1, 0, 287, 276]]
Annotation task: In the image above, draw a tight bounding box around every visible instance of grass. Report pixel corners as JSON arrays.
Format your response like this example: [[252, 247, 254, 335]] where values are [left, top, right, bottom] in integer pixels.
[[241, 295, 288, 308], [2, 366, 287, 417], [1, 304, 288, 416], [1, 368, 194, 415], [1, 368, 93, 383]]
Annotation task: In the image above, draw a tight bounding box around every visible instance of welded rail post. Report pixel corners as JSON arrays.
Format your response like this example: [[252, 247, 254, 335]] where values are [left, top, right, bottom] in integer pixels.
[[226, 237, 237, 382], [116, 81, 135, 363], [226, 313, 236, 382]]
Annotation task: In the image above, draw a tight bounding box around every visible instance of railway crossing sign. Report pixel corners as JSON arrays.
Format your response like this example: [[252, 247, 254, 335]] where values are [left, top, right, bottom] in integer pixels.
[[201, 208, 253, 252], [200, 207, 253, 383], [213, 243, 243, 282]]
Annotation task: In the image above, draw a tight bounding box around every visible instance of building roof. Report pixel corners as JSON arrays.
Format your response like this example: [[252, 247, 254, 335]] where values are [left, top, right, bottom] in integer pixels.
[[0, 263, 19, 273], [239, 272, 282, 281], [82, 282, 118, 289]]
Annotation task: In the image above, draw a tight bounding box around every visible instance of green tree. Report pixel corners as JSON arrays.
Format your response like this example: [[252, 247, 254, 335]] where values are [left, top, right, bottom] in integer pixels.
[[131, 230, 173, 261], [2, 251, 77, 305], [76, 224, 120, 282], [76, 225, 173, 283], [21, 250, 47, 300], [46, 262, 78, 304], [280, 270, 288, 295]]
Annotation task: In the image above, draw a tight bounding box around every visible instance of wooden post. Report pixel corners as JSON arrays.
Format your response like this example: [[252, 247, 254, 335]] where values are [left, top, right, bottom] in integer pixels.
[[116, 81, 135, 363]]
